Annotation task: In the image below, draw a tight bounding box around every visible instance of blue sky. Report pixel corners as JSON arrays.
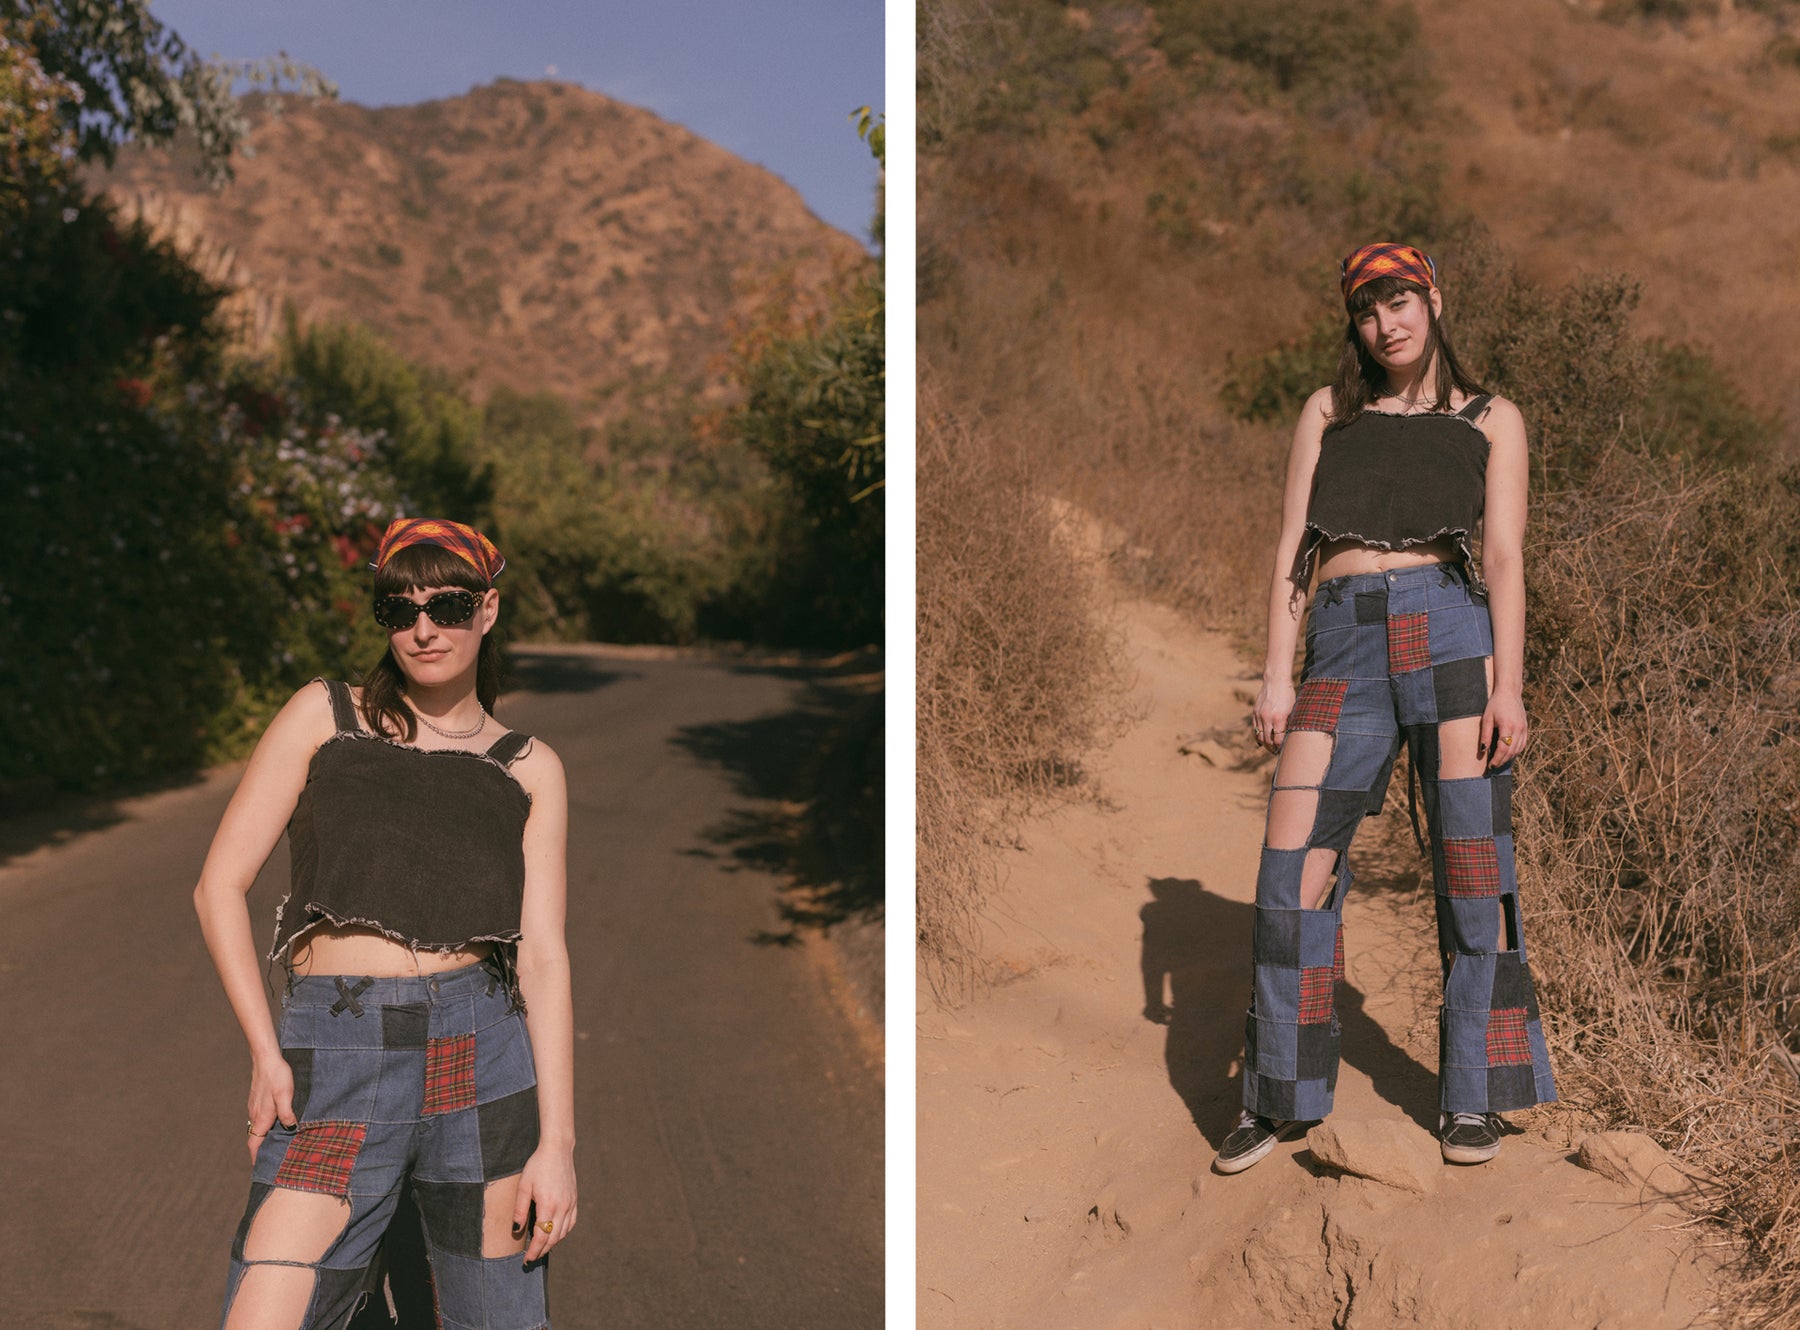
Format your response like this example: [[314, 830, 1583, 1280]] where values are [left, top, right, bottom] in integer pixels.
[[148, 0, 886, 245]]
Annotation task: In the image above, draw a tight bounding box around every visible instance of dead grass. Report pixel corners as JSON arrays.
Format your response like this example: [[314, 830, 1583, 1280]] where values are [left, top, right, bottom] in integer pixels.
[[915, 371, 1129, 998], [921, 5, 1800, 1315]]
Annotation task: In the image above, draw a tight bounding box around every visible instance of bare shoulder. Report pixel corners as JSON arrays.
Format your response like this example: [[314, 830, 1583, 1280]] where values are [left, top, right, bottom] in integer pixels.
[[1303, 385, 1335, 420], [269, 679, 341, 749], [1475, 394, 1525, 437], [509, 734, 566, 802]]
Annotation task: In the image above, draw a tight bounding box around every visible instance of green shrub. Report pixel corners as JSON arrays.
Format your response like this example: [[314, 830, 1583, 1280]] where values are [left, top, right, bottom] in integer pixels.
[[723, 268, 884, 647]]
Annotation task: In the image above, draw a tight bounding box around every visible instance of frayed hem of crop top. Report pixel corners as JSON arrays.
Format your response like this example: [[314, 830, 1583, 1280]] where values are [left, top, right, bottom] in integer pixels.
[[268, 905, 529, 1009], [1295, 524, 1487, 597]]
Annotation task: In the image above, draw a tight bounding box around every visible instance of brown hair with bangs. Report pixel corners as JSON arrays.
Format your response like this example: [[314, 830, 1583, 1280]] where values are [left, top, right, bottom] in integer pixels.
[[361, 542, 502, 742], [1327, 273, 1485, 430]]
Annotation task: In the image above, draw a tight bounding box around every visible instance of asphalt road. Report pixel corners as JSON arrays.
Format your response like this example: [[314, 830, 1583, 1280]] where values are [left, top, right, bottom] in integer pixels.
[[0, 648, 883, 1330]]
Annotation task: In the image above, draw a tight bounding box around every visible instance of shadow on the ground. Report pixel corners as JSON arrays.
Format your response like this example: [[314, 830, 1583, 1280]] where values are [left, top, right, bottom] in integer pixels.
[[0, 767, 209, 874], [504, 649, 634, 695], [670, 652, 883, 946], [1140, 873, 1439, 1149]]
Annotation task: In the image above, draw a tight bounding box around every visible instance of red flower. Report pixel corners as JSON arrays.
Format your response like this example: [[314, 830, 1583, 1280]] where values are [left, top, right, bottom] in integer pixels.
[[115, 378, 152, 408], [331, 533, 361, 569]]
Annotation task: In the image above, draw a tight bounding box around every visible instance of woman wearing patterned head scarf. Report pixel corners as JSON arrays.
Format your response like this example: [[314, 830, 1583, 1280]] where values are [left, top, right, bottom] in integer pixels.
[[1213, 244, 1557, 1175], [194, 517, 575, 1328]]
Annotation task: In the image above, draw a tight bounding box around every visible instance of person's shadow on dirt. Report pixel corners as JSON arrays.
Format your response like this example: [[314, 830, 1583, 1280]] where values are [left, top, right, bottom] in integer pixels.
[[1139, 875, 1438, 1147]]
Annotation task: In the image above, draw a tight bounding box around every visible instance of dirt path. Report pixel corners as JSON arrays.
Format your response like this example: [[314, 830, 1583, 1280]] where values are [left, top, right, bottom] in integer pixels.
[[917, 595, 1724, 1329], [0, 647, 881, 1330]]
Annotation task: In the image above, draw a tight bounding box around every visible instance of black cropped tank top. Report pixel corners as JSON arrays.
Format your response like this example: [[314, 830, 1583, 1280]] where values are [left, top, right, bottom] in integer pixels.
[[270, 679, 534, 967], [1300, 393, 1494, 593]]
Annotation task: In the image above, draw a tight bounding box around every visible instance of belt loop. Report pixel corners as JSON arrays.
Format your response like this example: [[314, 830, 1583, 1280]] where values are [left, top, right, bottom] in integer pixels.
[[1325, 582, 1344, 607]]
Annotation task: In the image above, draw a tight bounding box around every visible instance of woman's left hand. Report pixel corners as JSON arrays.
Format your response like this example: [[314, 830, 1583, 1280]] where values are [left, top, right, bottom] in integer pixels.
[[1481, 687, 1529, 768], [513, 1144, 578, 1263]]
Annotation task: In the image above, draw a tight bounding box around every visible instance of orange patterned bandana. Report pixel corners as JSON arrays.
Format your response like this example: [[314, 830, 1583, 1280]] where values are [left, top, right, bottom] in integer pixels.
[[371, 518, 505, 583], [1340, 242, 1437, 307]]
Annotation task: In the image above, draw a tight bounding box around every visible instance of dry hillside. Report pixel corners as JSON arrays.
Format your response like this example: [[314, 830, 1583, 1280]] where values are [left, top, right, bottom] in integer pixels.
[[98, 79, 866, 424], [1419, 0, 1800, 427]]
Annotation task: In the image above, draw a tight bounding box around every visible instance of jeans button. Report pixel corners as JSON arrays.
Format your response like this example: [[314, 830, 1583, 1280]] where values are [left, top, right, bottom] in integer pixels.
[[429, 979, 439, 992]]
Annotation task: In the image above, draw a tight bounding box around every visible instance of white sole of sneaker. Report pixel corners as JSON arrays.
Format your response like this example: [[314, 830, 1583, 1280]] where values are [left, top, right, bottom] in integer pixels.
[[1441, 1140, 1501, 1165], [1213, 1120, 1307, 1175]]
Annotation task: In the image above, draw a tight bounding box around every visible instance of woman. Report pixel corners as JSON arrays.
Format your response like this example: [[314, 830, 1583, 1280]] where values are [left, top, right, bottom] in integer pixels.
[[1214, 243, 1557, 1175], [193, 517, 576, 1328]]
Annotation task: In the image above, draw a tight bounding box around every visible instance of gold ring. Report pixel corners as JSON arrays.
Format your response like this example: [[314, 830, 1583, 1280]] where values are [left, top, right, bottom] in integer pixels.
[[1502, 736, 1514, 746], [538, 1219, 554, 1234]]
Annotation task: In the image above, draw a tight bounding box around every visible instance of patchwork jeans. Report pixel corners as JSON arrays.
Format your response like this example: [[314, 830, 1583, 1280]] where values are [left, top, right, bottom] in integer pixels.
[[220, 961, 548, 1330], [1242, 562, 1558, 1122]]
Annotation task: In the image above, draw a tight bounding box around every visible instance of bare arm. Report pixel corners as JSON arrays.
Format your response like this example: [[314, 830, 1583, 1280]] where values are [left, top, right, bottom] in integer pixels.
[[1253, 387, 1332, 750], [510, 739, 577, 1261], [1477, 397, 1530, 765], [192, 681, 334, 1159]]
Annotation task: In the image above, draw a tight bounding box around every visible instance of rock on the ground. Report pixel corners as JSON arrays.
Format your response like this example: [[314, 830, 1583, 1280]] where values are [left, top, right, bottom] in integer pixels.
[[1307, 1119, 1440, 1194], [1576, 1131, 1696, 1204]]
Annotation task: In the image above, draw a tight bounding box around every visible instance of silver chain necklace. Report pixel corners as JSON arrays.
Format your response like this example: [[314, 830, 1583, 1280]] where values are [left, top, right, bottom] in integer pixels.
[[407, 700, 488, 740]]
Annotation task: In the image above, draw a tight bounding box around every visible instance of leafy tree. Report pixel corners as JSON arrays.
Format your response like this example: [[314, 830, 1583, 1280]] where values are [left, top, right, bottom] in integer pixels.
[[722, 110, 885, 647], [0, 0, 334, 187], [279, 314, 494, 524]]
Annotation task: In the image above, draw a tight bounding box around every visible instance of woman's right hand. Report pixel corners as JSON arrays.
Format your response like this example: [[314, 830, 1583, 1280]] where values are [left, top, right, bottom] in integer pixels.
[[246, 1052, 298, 1164], [1252, 678, 1296, 752]]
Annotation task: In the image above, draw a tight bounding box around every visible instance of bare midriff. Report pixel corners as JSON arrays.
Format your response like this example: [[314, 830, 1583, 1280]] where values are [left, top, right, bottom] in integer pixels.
[[1314, 533, 1462, 583], [291, 923, 495, 977]]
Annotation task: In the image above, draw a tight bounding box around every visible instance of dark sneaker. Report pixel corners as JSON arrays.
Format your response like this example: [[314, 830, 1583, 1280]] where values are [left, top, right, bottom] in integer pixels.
[[1214, 1111, 1307, 1174], [1440, 1111, 1503, 1164]]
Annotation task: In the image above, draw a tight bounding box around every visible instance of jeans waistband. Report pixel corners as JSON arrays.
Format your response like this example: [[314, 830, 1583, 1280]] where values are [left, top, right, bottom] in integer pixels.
[[1314, 560, 1466, 601], [284, 958, 500, 1006]]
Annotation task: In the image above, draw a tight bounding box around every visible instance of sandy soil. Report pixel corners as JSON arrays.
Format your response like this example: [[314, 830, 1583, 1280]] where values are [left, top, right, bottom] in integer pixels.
[[917, 594, 1726, 1329]]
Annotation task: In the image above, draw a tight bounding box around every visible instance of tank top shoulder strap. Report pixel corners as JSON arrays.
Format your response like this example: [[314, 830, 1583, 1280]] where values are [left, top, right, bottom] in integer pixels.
[[315, 678, 361, 733], [485, 730, 533, 766], [1455, 393, 1494, 421]]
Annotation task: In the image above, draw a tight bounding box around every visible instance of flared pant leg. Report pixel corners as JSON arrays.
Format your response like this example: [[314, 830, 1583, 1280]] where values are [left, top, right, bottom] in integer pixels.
[[1241, 564, 1557, 1121]]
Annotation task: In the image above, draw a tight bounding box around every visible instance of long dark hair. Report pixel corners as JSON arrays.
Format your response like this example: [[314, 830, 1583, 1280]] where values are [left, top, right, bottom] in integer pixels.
[[361, 542, 502, 741], [1327, 274, 1485, 429]]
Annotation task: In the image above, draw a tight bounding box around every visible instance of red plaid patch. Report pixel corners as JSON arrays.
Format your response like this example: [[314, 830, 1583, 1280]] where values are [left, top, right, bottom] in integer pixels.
[[424, 1034, 478, 1116], [1333, 926, 1345, 986], [1486, 1007, 1533, 1066], [272, 1120, 366, 1198], [1289, 678, 1350, 733], [1386, 612, 1432, 674], [1443, 838, 1502, 898], [1297, 965, 1336, 1024]]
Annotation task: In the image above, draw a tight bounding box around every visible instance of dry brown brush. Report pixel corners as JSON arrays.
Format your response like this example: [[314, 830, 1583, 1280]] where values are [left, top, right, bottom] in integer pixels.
[[916, 372, 1129, 997], [1517, 449, 1800, 1322]]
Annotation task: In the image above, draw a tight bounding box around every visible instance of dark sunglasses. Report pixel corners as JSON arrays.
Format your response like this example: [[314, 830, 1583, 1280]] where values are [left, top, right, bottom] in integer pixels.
[[372, 590, 482, 630]]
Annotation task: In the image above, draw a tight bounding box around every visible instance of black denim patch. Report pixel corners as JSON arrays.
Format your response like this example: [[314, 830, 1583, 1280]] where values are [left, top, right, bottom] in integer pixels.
[[411, 1178, 485, 1259], [1296, 1023, 1340, 1080], [478, 1087, 541, 1179], [1253, 909, 1302, 969], [1432, 656, 1489, 721], [283, 1046, 314, 1122], [1490, 768, 1513, 836], [231, 1181, 271, 1261], [1487, 1063, 1537, 1110], [1250, 1073, 1297, 1121], [311, 1264, 379, 1328], [1490, 950, 1532, 1011], [1354, 590, 1388, 624], [1310, 789, 1367, 852], [382, 1002, 430, 1050]]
